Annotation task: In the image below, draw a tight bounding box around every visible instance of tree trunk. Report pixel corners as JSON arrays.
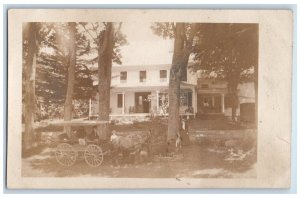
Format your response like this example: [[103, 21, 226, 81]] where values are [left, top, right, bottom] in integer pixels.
[[228, 82, 239, 122], [97, 23, 114, 140], [63, 22, 76, 137], [231, 92, 239, 122], [167, 23, 197, 142], [167, 67, 181, 141], [23, 23, 37, 150], [167, 23, 187, 142], [254, 27, 259, 126]]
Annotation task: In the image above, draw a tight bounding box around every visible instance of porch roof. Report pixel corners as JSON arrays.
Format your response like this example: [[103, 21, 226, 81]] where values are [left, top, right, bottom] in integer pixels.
[[180, 81, 197, 90], [111, 85, 169, 92], [197, 88, 228, 94], [111, 81, 197, 92]]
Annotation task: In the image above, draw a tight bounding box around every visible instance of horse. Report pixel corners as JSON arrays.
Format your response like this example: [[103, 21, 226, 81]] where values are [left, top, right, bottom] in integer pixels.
[[110, 131, 149, 165]]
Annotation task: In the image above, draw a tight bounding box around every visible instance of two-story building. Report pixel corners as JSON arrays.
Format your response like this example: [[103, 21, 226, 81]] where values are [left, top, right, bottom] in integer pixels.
[[90, 64, 197, 122], [90, 64, 255, 122]]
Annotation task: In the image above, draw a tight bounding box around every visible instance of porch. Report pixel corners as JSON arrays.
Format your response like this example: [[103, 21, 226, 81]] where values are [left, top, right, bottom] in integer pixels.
[[90, 82, 198, 121], [197, 88, 227, 116]]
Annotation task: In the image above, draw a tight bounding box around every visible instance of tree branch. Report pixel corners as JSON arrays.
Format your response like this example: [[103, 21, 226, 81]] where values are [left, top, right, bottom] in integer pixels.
[[171, 22, 176, 32], [91, 23, 99, 36], [79, 23, 98, 44], [114, 22, 122, 38]]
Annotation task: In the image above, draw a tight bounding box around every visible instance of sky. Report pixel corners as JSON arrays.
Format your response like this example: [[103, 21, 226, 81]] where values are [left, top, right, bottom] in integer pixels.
[[115, 22, 174, 66], [40, 22, 174, 67]]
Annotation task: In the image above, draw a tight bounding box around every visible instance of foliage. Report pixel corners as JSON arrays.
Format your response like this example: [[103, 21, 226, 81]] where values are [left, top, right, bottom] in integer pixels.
[[151, 22, 176, 39], [22, 23, 97, 121], [27, 22, 127, 121], [35, 23, 94, 105], [72, 99, 89, 118], [190, 23, 258, 85], [151, 22, 196, 42], [152, 23, 258, 86], [34, 99, 89, 121], [78, 22, 127, 66]]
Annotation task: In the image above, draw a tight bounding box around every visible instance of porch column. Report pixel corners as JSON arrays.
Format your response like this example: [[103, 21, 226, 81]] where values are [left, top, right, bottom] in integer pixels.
[[221, 93, 225, 113], [89, 98, 92, 120], [122, 92, 125, 114], [156, 90, 160, 113], [193, 88, 196, 118]]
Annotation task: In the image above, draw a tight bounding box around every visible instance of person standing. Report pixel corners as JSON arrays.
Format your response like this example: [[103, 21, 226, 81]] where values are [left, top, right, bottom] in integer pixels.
[[179, 118, 190, 146]]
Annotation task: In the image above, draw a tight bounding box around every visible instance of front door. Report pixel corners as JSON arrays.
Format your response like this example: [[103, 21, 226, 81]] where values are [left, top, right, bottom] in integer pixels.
[[135, 92, 151, 113]]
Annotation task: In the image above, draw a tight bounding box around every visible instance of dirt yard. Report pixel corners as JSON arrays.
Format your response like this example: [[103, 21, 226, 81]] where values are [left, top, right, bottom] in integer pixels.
[[22, 118, 257, 178], [22, 143, 256, 178]]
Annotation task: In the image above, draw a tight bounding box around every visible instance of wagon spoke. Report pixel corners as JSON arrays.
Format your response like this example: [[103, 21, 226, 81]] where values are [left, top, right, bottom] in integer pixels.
[[84, 144, 103, 167], [55, 143, 77, 166]]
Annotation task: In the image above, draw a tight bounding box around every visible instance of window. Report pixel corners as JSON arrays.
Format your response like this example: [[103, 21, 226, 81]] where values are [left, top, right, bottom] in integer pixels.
[[160, 70, 167, 82], [140, 71, 146, 82], [201, 84, 209, 88], [120, 71, 127, 83], [117, 94, 123, 108]]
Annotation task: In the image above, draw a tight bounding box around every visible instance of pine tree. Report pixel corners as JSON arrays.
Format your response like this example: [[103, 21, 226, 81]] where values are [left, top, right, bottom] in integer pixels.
[[34, 23, 93, 120]]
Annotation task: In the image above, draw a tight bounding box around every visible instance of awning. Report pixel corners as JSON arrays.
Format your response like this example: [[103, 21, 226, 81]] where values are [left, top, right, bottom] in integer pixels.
[[180, 82, 196, 90], [197, 88, 227, 94], [111, 85, 169, 92], [110, 82, 196, 92]]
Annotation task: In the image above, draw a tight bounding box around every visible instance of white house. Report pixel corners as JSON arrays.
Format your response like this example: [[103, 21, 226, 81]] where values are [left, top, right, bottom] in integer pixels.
[[91, 64, 197, 121], [90, 64, 255, 122]]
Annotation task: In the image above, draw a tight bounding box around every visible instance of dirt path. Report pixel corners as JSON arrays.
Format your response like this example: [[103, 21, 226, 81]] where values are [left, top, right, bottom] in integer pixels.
[[22, 145, 256, 178]]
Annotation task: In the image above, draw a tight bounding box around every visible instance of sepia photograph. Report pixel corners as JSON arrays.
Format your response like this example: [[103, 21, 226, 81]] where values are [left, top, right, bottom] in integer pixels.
[[7, 9, 292, 189]]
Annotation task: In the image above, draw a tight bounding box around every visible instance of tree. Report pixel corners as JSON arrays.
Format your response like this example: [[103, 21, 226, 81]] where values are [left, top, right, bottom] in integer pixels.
[[35, 23, 93, 120], [80, 22, 126, 117], [191, 23, 258, 121], [80, 22, 126, 139], [97, 23, 114, 121], [63, 22, 77, 136], [23, 22, 38, 150], [152, 23, 198, 142]]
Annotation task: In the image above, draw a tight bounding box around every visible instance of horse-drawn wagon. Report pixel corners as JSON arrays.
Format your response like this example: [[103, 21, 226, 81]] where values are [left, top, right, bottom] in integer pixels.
[[49, 120, 110, 167], [49, 120, 150, 167]]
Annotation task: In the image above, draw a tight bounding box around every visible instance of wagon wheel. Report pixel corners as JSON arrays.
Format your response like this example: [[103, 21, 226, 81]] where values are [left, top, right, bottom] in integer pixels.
[[84, 144, 104, 167], [55, 143, 77, 166]]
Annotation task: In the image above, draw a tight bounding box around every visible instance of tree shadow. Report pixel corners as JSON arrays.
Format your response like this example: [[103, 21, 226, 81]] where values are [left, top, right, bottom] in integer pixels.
[[23, 144, 256, 178]]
